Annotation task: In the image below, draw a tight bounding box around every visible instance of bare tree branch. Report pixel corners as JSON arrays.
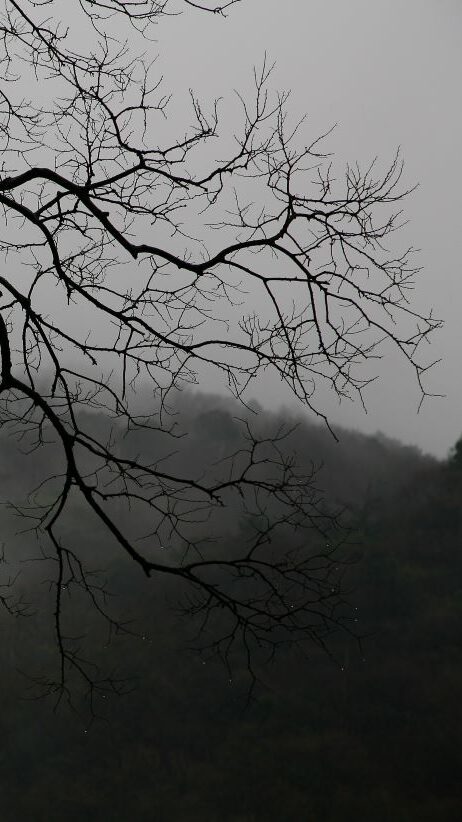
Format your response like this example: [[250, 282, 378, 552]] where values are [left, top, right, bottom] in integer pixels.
[[0, 0, 439, 707]]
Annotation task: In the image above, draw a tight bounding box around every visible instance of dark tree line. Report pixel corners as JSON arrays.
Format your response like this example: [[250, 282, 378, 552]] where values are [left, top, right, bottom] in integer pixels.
[[0, 400, 460, 821]]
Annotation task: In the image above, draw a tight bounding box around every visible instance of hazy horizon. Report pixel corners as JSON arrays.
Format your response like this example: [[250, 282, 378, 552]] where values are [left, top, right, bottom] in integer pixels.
[[154, 0, 461, 458]]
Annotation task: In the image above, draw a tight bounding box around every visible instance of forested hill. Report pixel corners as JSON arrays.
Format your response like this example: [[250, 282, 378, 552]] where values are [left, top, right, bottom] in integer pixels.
[[0, 392, 460, 822], [0, 389, 435, 513]]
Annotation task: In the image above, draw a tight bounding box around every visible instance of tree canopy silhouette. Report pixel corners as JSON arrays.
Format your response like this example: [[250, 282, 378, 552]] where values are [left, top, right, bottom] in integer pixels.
[[0, 0, 439, 707]]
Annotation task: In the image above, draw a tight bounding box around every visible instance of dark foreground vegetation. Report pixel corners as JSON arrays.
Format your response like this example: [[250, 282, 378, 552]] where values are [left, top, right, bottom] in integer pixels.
[[1, 393, 461, 821]]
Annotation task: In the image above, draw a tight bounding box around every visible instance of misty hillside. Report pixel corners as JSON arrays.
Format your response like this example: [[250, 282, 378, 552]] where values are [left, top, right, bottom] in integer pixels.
[[0, 392, 460, 822]]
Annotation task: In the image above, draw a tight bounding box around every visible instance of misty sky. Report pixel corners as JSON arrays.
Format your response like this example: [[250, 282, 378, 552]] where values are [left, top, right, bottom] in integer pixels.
[[157, 0, 461, 457]]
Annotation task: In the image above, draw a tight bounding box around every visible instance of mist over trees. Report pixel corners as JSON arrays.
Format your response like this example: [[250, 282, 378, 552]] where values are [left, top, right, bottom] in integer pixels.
[[1, 392, 461, 820]]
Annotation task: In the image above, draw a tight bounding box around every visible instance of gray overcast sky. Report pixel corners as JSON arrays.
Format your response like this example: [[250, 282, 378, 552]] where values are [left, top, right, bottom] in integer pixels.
[[158, 0, 461, 457]]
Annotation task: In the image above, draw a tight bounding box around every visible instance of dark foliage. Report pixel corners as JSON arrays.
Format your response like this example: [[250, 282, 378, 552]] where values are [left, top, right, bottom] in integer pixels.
[[1, 395, 460, 821]]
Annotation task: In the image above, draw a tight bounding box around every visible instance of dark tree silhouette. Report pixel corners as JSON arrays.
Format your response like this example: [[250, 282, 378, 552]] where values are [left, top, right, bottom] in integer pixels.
[[0, 0, 439, 707]]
